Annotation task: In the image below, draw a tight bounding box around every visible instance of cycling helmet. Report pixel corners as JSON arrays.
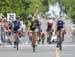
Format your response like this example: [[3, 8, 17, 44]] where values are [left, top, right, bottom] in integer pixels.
[[48, 19, 53, 23], [16, 16, 20, 19]]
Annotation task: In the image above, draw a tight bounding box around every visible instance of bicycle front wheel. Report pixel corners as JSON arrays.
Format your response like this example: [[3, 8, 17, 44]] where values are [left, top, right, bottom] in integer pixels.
[[32, 40, 36, 52], [33, 45, 36, 52], [59, 38, 62, 50], [16, 43, 19, 51], [16, 38, 19, 51]]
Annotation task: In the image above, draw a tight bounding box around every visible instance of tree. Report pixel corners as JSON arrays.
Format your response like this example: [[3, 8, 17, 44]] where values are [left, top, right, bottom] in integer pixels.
[[0, 0, 54, 19], [61, 0, 75, 23]]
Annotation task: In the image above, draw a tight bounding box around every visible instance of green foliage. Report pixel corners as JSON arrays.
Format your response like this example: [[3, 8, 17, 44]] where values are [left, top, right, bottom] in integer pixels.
[[0, 0, 52, 19], [61, 0, 75, 23]]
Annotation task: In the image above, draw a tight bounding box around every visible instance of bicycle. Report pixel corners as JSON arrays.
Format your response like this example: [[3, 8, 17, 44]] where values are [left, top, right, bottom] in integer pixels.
[[14, 32, 19, 51], [32, 32, 37, 52], [29, 31, 37, 52], [57, 30, 64, 50], [47, 29, 53, 44]]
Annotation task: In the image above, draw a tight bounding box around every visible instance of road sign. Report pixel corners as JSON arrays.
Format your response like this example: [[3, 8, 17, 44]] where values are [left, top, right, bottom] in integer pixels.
[[7, 13, 16, 21]]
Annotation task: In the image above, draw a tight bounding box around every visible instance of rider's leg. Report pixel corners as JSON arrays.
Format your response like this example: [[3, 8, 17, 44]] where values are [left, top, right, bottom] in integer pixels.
[[62, 33, 64, 41], [49, 31, 52, 44], [42, 38, 44, 44], [56, 31, 60, 47], [35, 32, 38, 45], [59, 31, 62, 50], [47, 32, 51, 44], [37, 32, 41, 44], [50, 32, 53, 42], [14, 38, 16, 48], [62, 30, 65, 42], [14, 32, 18, 48], [14, 33, 16, 48], [47, 32, 49, 43], [32, 32, 35, 46], [29, 32, 32, 42]]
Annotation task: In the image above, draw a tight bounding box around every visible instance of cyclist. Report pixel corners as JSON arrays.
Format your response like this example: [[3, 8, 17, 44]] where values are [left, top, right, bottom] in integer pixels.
[[35, 19, 41, 31], [55, 17, 66, 50], [27, 16, 38, 52], [13, 16, 21, 48], [41, 32, 45, 44], [28, 19, 36, 42], [46, 19, 54, 44], [35, 19, 41, 44], [6, 21, 13, 45], [27, 16, 32, 32]]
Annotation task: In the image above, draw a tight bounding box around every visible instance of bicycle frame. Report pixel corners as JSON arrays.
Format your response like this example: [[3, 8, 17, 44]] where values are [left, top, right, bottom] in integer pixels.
[[14, 32, 19, 51], [57, 30, 63, 50]]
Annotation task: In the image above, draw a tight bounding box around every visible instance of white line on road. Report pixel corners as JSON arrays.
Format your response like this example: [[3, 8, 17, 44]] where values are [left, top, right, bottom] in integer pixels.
[[0, 44, 75, 47]]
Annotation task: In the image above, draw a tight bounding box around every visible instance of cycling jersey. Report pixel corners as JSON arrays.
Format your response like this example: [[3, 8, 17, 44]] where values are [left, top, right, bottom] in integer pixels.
[[13, 21, 21, 33], [30, 21, 36, 31], [35, 20, 41, 31], [27, 20, 32, 27], [56, 20, 65, 30], [47, 22, 53, 31]]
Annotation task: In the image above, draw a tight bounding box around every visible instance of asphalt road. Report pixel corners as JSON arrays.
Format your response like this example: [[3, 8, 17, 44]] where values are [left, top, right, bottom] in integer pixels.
[[0, 18, 75, 57], [0, 45, 75, 57]]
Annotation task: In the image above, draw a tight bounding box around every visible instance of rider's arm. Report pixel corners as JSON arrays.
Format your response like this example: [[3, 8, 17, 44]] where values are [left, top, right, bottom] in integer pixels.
[[52, 21, 55, 31], [55, 21, 58, 31], [54, 21, 58, 34], [63, 21, 66, 30], [27, 26, 30, 31], [63, 21, 66, 34], [63, 24, 66, 31]]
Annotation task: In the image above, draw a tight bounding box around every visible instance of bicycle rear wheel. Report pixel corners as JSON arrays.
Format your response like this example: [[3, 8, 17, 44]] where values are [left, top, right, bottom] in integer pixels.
[[32, 39, 36, 52], [47, 33, 52, 44], [32, 41, 36, 52]]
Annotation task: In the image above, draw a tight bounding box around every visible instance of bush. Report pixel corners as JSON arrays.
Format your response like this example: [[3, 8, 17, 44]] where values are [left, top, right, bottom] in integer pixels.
[[72, 19, 75, 24]]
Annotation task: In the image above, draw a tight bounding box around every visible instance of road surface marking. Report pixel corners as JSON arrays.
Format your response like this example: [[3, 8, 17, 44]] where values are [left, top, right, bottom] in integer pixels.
[[55, 48, 60, 57], [0, 44, 75, 47]]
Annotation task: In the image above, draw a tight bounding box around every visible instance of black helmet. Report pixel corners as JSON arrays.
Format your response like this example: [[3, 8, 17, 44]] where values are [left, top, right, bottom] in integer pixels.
[[16, 16, 20, 19], [28, 15, 32, 20], [28, 17, 32, 20]]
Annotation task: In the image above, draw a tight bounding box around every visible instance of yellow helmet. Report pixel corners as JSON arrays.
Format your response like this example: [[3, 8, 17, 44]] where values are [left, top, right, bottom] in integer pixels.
[[35, 29, 39, 32]]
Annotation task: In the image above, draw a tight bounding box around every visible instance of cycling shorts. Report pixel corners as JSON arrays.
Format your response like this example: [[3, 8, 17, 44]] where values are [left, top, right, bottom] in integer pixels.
[[28, 29, 38, 33], [57, 26, 63, 31], [46, 28, 52, 32]]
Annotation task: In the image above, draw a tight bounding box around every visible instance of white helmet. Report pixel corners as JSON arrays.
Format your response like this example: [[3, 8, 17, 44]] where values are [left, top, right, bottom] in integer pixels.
[[48, 19, 53, 23]]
